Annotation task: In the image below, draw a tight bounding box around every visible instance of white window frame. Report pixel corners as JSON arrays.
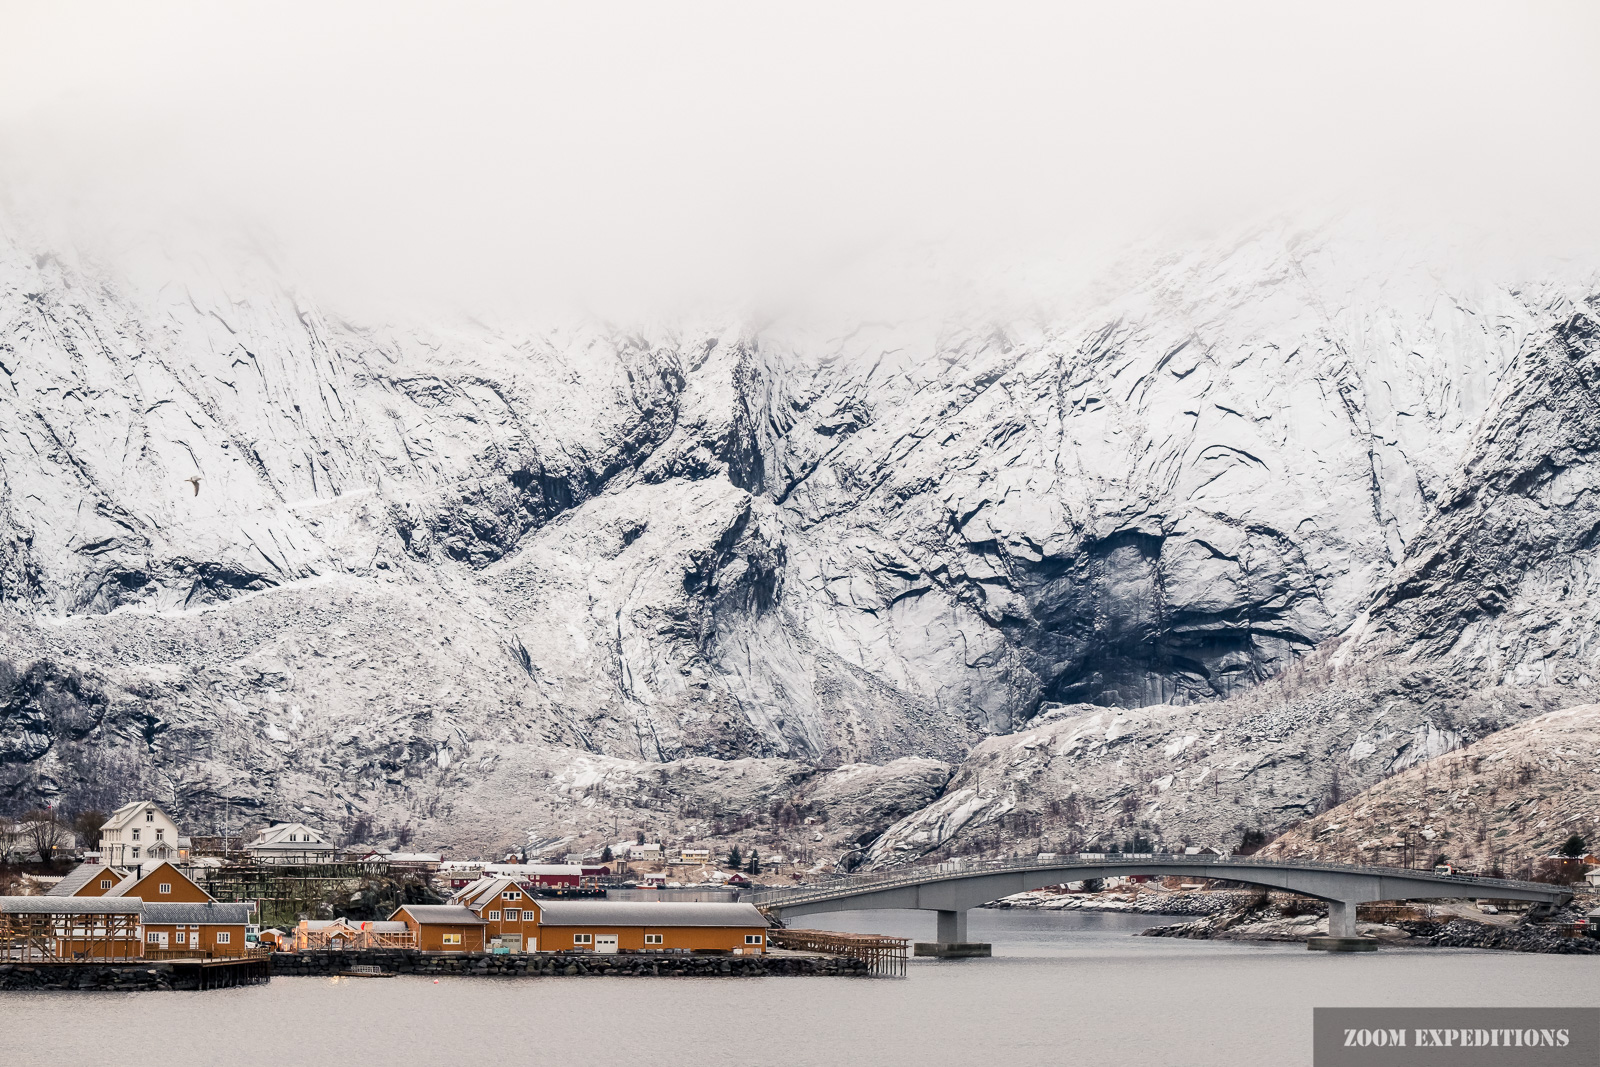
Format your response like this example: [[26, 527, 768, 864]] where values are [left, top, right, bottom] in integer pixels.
[[573, 933, 592, 945], [216, 931, 230, 944], [175, 931, 186, 944], [504, 909, 519, 921], [745, 935, 763, 944], [147, 932, 161, 943], [644, 934, 663, 945], [131, 847, 140, 859], [442, 933, 461, 946], [158, 883, 171, 895], [503, 890, 522, 901], [132, 829, 141, 841], [487, 910, 501, 921]]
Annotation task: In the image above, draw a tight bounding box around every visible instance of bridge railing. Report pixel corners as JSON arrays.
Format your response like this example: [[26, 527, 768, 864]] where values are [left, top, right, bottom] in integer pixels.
[[744, 852, 1565, 908]]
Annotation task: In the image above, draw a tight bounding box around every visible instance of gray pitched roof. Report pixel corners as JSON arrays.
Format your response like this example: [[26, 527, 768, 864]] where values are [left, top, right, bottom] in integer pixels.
[[394, 904, 486, 925], [0, 896, 142, 915], [456, 877, 520, 909], [534, 900, 768, 928], [45, 864, 124, 898], [100, 800, 175, 833], [141, 902, 252, 925], [247, 823, 334, 850]]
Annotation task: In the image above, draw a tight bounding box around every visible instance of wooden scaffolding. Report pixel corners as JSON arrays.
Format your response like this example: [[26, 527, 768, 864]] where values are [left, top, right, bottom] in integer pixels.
[[293, 919, 416, 951], [0, 901, 143, 962]]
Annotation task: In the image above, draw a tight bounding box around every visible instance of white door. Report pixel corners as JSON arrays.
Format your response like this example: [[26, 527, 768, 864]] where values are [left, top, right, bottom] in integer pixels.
[[595, 935, 618, 954]]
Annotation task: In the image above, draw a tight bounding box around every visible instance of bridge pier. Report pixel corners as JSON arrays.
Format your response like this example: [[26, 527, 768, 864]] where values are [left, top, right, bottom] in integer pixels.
[[936, 909, 966, 943], [1306, 899, 1377, 951], [914, 910, 991, 958]]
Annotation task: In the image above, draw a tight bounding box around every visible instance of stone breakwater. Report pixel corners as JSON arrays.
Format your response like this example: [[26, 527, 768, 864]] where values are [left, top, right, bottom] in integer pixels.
[[272, 950, 872, 977], [1, 962, 206, 991], [1398, 919, 1600, 955]]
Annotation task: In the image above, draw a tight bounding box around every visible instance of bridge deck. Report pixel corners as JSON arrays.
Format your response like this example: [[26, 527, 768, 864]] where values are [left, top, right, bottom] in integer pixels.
[[748, 853, 1571, 912]]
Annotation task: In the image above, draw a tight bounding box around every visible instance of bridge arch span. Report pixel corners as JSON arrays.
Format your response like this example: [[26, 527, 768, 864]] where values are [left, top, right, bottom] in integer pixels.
[[751, 855, 1571, 941]]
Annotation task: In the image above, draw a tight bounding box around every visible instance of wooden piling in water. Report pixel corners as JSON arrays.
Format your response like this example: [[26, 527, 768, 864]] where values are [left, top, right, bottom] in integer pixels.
[[766, 929, 910, 977]]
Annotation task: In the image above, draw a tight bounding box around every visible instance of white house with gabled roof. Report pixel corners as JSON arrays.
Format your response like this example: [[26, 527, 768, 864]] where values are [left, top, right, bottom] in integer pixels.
[[99, 801, 188, 868], [245, 822, 336, 864]]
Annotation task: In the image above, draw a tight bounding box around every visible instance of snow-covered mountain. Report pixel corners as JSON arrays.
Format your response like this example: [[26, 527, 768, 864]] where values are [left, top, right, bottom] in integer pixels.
[[3, 214, 1597, 860]]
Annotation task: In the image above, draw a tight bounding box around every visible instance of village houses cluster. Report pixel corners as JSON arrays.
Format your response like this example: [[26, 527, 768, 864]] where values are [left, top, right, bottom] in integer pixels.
[[1, 801, 769, 963]]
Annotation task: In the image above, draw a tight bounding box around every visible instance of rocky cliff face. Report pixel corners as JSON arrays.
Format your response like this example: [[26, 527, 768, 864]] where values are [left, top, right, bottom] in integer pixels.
[[1349, 301, 1600, 685], [2, 214, 1597, 859], [1259, 702, 1600, 870]]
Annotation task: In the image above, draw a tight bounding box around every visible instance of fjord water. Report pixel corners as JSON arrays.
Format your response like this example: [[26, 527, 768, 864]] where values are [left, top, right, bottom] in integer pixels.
[[3, 911, 1594, 1067]]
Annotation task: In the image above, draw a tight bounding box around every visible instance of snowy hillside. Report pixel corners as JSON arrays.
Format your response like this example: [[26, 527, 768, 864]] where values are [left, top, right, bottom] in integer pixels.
[[3, 214, 1597, 858]]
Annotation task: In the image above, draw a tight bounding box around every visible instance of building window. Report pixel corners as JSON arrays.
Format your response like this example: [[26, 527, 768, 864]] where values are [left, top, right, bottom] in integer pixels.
[[158, 883, 171, 895], [442, 933, 461, 946], [146, 812, 154, 822], [156, 829, 165, 841], [176, 932, 186, 944], [745, 935, 763, 944], [573, 934, 592, 945], [644, 934, 663, 945], [505, 910, 519, 922], [488, 910, 501, 921], [503, 890, 521, 900], [132, 847, 140, 859], [100, 879, 113, 889], [216, 932, 230, 944], [147, 932, 161, 943], [132, 829, 141, 841]]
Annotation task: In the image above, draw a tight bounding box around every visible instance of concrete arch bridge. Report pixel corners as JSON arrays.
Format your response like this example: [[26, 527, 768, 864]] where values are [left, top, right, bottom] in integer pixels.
[[745, 854, 1573, 944]]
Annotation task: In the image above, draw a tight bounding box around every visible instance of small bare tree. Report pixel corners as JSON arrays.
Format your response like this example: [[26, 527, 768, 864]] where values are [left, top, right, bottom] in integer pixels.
[[24, 810, 67, 860], [72, 809, 107, 855]]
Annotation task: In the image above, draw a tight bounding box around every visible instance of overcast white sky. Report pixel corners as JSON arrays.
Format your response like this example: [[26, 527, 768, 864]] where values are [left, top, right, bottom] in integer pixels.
[[2, 2, 1597, 321]]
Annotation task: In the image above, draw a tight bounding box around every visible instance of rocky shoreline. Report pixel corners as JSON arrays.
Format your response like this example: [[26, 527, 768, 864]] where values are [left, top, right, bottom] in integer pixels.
[[988, 886, 1600, 955], [1139, 902, 1600, 955], [984, 889, 1242, 917]]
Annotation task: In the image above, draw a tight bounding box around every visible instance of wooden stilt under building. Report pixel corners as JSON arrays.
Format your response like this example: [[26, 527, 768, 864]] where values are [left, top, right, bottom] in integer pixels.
[[169, 956, 273, 989]]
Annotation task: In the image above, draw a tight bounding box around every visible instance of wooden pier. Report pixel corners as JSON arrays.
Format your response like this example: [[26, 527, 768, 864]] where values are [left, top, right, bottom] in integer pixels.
[[767, 929, 909, 977], [169, 955, 273, 989]]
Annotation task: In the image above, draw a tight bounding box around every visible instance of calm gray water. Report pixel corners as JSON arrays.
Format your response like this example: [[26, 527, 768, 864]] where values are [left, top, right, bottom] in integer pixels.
[[3, 909, 1594, 1067]]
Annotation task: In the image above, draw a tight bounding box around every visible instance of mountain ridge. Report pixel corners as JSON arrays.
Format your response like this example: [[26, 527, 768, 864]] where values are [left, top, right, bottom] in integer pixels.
[[3, 214, 1597, 861]]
